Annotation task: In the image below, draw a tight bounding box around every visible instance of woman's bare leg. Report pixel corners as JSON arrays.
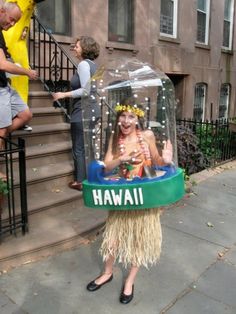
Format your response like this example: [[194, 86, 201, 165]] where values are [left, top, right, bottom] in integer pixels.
[[123, 265, 139, 295], [94, 255, 115, 284]]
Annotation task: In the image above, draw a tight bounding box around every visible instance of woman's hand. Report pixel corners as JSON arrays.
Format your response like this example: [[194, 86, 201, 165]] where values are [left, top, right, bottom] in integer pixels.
[[119, 150, 142, 165], [52, 92, 65, 101], [162, 140, 173, 164]]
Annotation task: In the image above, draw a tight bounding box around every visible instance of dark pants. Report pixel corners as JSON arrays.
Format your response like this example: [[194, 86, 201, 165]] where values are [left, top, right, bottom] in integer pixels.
[[70, 122, 86, 182]]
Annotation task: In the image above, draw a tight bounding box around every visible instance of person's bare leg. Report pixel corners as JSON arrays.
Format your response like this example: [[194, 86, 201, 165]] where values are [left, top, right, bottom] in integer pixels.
[[0, 128, 7, 150], [123, 265, 139, 295], [94, 255, 114, 284], [0, 128, 8, 179], [7, 109, 32, 133]]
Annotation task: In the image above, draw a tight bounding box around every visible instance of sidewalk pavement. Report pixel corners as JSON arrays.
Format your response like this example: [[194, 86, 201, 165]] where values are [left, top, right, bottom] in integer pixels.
[[0, 160, 235, 314]]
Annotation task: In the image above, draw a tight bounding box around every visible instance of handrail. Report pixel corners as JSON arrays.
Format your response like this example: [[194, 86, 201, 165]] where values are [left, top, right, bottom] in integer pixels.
[[29, 14, 115, 121], [28, 14, 117, 160]]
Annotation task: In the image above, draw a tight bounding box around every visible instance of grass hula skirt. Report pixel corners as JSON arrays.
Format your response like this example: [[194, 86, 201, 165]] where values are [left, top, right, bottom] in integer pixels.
[[100, 208, 162, 269]]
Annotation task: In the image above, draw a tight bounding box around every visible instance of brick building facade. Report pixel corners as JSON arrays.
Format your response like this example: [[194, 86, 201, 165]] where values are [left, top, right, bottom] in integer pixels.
[[37, 0, 236, 120]]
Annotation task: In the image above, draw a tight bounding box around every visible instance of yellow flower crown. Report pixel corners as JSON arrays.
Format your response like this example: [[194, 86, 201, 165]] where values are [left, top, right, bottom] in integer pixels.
[[115, 104, 145, 118]]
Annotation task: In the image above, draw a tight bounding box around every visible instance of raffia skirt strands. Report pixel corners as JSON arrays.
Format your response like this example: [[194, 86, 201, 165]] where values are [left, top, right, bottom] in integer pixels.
[[100, 208, 162, 269]]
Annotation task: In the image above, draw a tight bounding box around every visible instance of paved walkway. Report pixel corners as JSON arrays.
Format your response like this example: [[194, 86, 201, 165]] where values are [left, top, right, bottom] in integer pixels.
[[0, 161, 236, 314]]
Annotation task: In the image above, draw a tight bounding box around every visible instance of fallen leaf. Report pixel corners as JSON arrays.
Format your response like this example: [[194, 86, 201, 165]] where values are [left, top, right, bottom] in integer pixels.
[[23, 260, 33, 265], [206, 222, 214, 227]]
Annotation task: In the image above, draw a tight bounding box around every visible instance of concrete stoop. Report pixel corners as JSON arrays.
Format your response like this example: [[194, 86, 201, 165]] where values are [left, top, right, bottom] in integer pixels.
[[0, 199, 106, 272], [0, 79, 107, 272]]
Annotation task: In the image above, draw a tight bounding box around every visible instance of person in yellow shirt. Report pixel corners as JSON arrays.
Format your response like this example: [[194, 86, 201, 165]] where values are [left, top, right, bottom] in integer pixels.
[[3, 0, 44, 131]]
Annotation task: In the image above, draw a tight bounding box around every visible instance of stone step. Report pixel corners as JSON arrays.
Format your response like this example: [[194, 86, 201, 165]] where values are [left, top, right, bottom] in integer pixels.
[[1, 160, 76, 218], [25, 160, 74, 192], [28, 91, 53, 108], [12, 123, 71, 146], [26, 141, 72, 168], [29, 79, 46, 92], [30, 107, 66, 125], [0, 199, 106, 271], [1, 182, 81, 219], [0, 141, 73, 174]]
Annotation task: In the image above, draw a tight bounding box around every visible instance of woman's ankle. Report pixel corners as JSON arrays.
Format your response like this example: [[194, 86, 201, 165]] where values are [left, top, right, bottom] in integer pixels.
[[95, 272, 112, 284]]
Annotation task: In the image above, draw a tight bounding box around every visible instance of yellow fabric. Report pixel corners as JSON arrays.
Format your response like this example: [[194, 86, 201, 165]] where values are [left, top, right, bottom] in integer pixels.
[[3, 0, 36, 103]]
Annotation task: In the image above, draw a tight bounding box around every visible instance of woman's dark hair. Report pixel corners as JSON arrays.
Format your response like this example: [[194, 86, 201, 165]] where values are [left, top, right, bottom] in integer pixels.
[[77, 36, 100, 60], [111, 97, 145, 155]]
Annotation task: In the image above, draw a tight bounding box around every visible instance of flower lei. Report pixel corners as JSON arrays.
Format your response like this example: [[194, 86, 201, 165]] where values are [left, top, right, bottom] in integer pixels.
[[115, 104, 145, 118], [118, 129, 152, 178]]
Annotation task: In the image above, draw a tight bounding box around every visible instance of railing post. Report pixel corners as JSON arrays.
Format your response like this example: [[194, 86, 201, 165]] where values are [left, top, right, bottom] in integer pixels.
[[18, 138, 28, 234]]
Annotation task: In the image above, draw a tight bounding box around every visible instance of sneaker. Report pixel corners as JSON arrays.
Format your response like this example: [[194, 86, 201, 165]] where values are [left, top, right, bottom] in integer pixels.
[[22, 125, 32, 131]]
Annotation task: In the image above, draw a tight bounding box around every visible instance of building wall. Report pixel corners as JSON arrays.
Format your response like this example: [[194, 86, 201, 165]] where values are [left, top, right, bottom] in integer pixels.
[[51, 0, 236, 120]]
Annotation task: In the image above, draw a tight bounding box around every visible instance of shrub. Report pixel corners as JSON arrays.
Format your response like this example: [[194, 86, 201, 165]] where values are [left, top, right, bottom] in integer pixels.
[[0, 178, 9, 196], [176, 124, 209, 175]]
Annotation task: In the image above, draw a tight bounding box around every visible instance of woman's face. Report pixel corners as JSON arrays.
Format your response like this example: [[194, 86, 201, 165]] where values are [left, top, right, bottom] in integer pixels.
[[74, 41, 82, 59], [118, 111, 138, 136]]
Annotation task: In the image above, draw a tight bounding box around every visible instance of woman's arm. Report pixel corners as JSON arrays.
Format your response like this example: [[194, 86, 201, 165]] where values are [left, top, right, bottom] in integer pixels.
[[143, 130, 173, 166], [52, 60, 91, 101], [71, 60, 91, 98], [103, 136, 121, 173]]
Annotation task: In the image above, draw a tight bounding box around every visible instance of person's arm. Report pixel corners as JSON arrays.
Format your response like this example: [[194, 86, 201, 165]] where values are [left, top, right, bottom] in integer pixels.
[[71, 61, 91, 98], [0, 49, 37, 79], [144, 130, 173, 166], [53, 60, 90, 101], [104, 136, 121, 173]]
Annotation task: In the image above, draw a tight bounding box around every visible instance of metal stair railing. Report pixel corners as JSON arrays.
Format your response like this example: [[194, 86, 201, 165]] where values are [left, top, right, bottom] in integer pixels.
[[29, 15, 116, 160], [0, 137, 28, 241]]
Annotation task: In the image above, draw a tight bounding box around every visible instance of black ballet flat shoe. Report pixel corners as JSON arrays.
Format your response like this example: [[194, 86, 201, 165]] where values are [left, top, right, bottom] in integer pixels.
[[86, 274, 113, 292], [119, 284, 134, 304]]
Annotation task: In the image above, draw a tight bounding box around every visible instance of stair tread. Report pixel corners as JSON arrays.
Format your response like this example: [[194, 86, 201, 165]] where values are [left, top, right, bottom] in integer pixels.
[[1, 184, 81, 220], [26, 141, 72, 158], [13, 122, 70, 136], [0, 201, 107, 263], [31, 107, 64, 114], [26, 160, 73, 183], [29, 90, 52, 97], [27, 184, 82, 212]]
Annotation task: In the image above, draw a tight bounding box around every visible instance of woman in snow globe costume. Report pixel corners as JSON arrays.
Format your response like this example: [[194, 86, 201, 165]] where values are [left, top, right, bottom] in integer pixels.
[[84, 59, 184, 304]]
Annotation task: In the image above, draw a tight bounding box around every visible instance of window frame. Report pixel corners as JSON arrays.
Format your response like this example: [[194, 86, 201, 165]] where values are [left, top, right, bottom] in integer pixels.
[[222, 0, 235, 50], [160, 0, 178, 39], [196, 0, 211, 45], [193, 83, 207, 121], [219, 83, 231, 119], [36, 0, 71, 36], [108, 0, 134, 44]]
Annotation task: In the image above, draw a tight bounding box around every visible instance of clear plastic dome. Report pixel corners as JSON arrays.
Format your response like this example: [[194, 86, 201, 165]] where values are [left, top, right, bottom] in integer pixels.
[[81, 58, 178, 167]]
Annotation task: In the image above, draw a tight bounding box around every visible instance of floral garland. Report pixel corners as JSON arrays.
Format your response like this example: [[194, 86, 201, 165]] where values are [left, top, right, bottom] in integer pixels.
[[115, 104, 145, 118]]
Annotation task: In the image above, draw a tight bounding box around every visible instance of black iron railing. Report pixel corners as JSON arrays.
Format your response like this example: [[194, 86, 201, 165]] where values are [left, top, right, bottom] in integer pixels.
[[29, 14, 76, 120], [0, 137, 28, 241], [177, 118, 236, 169], [28, 14, 116, 160]]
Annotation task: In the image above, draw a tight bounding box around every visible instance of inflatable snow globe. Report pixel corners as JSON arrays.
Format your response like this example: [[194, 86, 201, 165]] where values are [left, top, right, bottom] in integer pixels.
[[81, 58, 185, 210]]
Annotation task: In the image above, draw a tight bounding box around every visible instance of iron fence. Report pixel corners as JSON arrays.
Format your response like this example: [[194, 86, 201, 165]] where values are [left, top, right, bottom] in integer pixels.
[[176, 119, 236, 170], [0, 137, 28, 241]]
